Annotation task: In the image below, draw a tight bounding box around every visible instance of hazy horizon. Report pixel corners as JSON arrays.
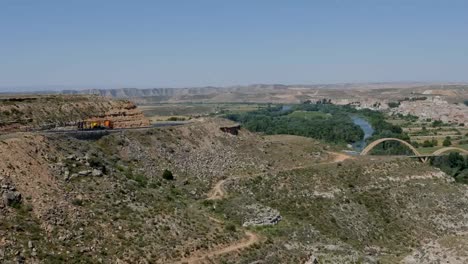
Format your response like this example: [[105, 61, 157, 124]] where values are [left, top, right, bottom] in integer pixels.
[[2, 81, 468, 94]]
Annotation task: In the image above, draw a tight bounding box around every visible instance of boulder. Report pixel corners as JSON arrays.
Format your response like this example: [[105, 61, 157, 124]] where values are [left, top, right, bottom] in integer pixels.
[[78, 170, 91, 176], [69, 173, 78, 180], [127, 179, 139, 186], [64, 170, 70, 179], [2, 191, 22, 206], [242, 204, 282, 227], [92, 169, 103, 177]]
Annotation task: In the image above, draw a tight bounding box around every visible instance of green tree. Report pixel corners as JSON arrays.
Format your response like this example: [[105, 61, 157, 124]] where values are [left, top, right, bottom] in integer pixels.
[[432, 120, 444, 127], [448, 152, 464, 168], [388, 102, 400, 108], [162, 169, 174, 180], [443, 137, 452, 147], [422, 140, 433, 148]]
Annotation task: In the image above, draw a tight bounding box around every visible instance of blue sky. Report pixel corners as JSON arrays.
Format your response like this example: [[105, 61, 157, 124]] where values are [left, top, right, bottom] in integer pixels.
[[1, 0, 467, 90]]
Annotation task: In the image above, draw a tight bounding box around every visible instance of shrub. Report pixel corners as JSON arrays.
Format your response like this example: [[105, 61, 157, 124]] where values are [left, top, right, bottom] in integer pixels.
[[162, 169, 174, 180], [443, 137, 452, 147], [167, 116, 186, 121], [422, 140, 434, 148], [134, 174, 148, 187], [388, 102, 400, 108], [432, 120, 444, 127], [225, 224, 236, 232], [71, 199, 83, 206]]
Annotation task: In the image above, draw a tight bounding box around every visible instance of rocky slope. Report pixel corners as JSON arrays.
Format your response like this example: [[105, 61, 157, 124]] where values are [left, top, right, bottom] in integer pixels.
[[0, 95, 149, 132], [212, 157, 468, 263], [0, 118, 327, 263], [2, 113, 468, 263]]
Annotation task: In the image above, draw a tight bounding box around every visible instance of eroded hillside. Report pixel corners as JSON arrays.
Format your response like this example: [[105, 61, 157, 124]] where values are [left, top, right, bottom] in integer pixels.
[[1, 115, 468, 263], [0, 95, 149, 132], [0, 118, 327, 263], [211, 158, 468, 263]]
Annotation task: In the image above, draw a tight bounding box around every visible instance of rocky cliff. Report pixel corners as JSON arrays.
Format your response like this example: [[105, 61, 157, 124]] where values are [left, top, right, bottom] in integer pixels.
[[0, 95, 149, 132]]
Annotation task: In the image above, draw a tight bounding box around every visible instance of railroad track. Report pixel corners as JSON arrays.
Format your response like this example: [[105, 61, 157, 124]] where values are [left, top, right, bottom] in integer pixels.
[[39, 121, 190, 134]]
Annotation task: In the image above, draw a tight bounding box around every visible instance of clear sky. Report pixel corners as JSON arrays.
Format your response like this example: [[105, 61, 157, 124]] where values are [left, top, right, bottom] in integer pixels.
[[1, 0, 467, 91]]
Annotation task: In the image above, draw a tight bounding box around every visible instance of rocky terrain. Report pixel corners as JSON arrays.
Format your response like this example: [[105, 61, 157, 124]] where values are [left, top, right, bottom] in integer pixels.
[[2, 95, 468, 263], [0, 117, 327, 263], [211, 158, 468, 263], [390, 96, 468, 124], [0, 95, 149, 132]]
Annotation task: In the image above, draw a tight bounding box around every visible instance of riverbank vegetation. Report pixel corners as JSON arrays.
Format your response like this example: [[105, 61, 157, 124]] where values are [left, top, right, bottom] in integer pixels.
[[225, 104, 409, 152], [225, 104, 364, 144], [431, 152, 468, 183], [357, 109, 412, 155]]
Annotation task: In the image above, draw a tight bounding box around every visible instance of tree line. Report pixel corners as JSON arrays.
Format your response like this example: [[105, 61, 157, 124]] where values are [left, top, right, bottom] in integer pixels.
[[225, 104, 365, 144], [225, 104, 411, 149], [432, 152, 468, 183]]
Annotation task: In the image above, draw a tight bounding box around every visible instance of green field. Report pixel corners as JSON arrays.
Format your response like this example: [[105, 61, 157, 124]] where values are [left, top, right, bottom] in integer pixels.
[[385, 116, 468, 153], [140, 103, 269, 122]]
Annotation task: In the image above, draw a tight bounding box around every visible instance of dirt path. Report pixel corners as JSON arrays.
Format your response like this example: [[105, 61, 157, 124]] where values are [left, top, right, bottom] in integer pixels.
[[189, 151, 352, 262], [206, 178, 228, 200], [207, 151, 352, 201], [174, 231, 260, 264], [327, 151, 354, 163]]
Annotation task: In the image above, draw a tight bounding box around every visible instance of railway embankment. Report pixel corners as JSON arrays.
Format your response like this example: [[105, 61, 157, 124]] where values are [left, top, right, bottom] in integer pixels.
[[0, 94, 149, 132]]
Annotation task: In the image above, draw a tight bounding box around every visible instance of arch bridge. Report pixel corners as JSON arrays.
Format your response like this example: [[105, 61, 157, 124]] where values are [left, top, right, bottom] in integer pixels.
[[360, 138, 468, 163]]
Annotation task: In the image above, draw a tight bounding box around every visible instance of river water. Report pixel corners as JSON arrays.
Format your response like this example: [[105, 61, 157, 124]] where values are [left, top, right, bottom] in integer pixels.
[[351, 116, 374, 151]]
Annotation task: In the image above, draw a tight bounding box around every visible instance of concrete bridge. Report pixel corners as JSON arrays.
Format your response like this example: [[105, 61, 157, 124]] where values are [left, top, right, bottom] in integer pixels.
[[360, 138, 468, 163]]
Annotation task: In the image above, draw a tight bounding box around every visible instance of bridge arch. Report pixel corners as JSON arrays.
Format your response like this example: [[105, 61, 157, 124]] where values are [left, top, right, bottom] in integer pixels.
[[360, 138, 420, 156], [432, 147, 468, 156]]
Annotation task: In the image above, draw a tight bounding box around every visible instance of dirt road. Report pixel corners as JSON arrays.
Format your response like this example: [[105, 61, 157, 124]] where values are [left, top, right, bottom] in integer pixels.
[[327, 151, 354, 163], [174, 231, 260, 264], [206, 178, 228, 200], [207, 151, 352, 200], [186, 151, 352, 263]]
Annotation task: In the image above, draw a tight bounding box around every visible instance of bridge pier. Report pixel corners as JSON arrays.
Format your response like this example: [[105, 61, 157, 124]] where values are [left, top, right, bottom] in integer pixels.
[[420, 157, 429, 163]]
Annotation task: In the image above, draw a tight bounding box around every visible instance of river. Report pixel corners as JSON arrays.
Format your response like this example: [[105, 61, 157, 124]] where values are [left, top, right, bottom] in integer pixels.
[[351, 116, 374, 151]]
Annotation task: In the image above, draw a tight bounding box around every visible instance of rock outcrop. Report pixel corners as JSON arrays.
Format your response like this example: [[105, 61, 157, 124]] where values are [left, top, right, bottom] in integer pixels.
[[0, 95, 149, 132], [242, 204, 282, 227], [2, 191, 21, 207], [85, 100, 150, 128]]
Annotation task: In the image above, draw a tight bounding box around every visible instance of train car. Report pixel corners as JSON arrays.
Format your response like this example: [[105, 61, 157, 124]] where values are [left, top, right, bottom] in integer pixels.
[[77, 120, 114, 130]]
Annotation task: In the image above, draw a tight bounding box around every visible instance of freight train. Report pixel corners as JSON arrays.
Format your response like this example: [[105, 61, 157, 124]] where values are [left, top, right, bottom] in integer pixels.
[[77, 120, 114, 130]]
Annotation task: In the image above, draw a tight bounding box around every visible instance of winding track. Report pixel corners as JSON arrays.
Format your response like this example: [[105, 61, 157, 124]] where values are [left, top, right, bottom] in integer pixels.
[[174, 231, 260, 264], [43, 123, 353, 263], [207, 151, 353, 201], [178, 151, 353, 263], [40, 122, 352, 263]]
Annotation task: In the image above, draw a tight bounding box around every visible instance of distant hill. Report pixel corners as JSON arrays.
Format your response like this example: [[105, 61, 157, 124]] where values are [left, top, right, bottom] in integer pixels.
[[3, 82, 468, 104]]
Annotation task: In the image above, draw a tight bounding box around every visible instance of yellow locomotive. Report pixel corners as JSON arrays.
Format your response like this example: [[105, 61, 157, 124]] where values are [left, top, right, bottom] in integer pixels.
[[77, 120, 114, 130]]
